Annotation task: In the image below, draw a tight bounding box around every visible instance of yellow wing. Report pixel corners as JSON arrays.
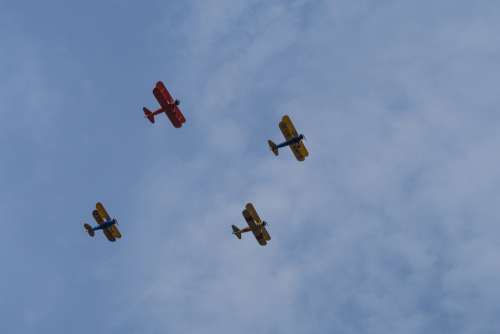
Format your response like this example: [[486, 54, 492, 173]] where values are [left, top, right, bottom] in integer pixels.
[[290, 142, 309, 161], [96, 202, 111, 221], [278, 115, 308, 161], [242, 209, 267, 246], [92, 210, 104, 225], [110, 225, 122, 239], [103, 229, 116, 242], [261, 226, 271, 241], [245, 203, 262, 224], [279, 115, 299, 141], [242, 209, 256, 227], [92, 210, 116, 241]]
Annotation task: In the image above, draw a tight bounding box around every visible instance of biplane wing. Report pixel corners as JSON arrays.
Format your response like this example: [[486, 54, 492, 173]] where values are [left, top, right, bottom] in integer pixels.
[[110, 225, 122, 239], [92, 209, 115, 241], [261, 225, 271, 241], [153, 81, 175, 107], [290, 142, 309, 161], [279, 115, 308, 161], [96, 202, 111, 221], [245, 203, 262, 224], [242, 209, 267, 246], [103, 229, 116, 241], [167, 104, 186, 128], [97, 202, 121, 239], [92, 209, 105, 224], [95, 203, 120, 240], [152, 81, 186, 128], [279, 115, 299, 141], [245, 203, 270, 240]]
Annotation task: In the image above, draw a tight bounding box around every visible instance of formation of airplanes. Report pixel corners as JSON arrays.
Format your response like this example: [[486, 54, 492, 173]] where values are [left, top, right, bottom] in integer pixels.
[[83, 81, 309, 246]]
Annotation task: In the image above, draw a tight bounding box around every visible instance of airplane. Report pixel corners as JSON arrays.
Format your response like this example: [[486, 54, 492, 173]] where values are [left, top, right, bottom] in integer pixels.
[[143, 81, 186, 128], [232, 203, 271, 246], [268, 115, 309, 161], [83, 202, 122, 242]]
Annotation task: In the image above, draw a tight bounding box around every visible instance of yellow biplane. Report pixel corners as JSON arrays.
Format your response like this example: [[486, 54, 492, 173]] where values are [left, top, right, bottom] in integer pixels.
[[268, 115, 309, 161], [232, 203, 271, 246], [83, 202, 122, 242]]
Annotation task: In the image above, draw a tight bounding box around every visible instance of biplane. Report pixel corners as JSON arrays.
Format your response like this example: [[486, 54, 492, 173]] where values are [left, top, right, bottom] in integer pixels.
[[232, 203, 271, 246], [83, 202, 122, 242], [143, 81, 186, 128], [268, 115, 309, 161]]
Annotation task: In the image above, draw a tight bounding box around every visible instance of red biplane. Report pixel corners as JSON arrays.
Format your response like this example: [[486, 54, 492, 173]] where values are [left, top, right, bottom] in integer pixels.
[[143, 81, 186, 128]]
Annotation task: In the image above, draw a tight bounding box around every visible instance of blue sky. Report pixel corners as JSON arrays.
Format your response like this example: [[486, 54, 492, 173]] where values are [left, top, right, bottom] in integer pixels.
[[1, 1, 500, 333]]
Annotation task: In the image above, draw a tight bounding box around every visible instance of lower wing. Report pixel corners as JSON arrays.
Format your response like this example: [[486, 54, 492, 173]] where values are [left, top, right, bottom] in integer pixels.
[[290, 142, 309, 161], [103, 228, 116, 242], [252, 229, 268, 246], [110, 225, 122, 239], [261, 226, 271, 241], [165, 106, 186, 128]]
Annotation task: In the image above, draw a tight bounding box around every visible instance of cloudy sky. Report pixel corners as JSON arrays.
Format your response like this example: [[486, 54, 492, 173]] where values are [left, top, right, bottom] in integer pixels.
[[1, 1, 500, 333]]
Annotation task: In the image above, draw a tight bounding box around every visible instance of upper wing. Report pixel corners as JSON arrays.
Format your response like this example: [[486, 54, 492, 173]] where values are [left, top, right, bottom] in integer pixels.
[[96, 202, 111, 221], [242, 209, 267, 246], [279, 115, 299, 141], [92, 210, 104, 225], [242, 209, 257, 229], [290, 141, 309, 161], [245, 203, 262, 224], [153, 81, 174, 108]]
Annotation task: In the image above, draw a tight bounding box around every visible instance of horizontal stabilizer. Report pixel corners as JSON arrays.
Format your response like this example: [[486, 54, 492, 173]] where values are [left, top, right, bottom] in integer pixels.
[[232, 225, 242, 239], [143, 107, 155, 123], [84, 223, 95, 237], [268, 140, 278, 156]]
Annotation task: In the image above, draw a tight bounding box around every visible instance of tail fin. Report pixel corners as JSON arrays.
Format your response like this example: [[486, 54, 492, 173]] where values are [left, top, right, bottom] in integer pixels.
[[143, 107, 155, 123], [268, 140, 279, 156], [84, 223, 95, 237], [232, 225, 242, 239]]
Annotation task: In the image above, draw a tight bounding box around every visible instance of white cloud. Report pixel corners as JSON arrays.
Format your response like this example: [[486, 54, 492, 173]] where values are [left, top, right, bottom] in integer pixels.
[[3, 1, 500, 333], [123, 1, 500, 333]]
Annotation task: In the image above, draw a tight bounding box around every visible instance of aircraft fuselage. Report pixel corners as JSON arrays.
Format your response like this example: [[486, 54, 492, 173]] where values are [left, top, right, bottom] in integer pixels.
[[92, 219, 117, 231], [277, 134, 304, 148]]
